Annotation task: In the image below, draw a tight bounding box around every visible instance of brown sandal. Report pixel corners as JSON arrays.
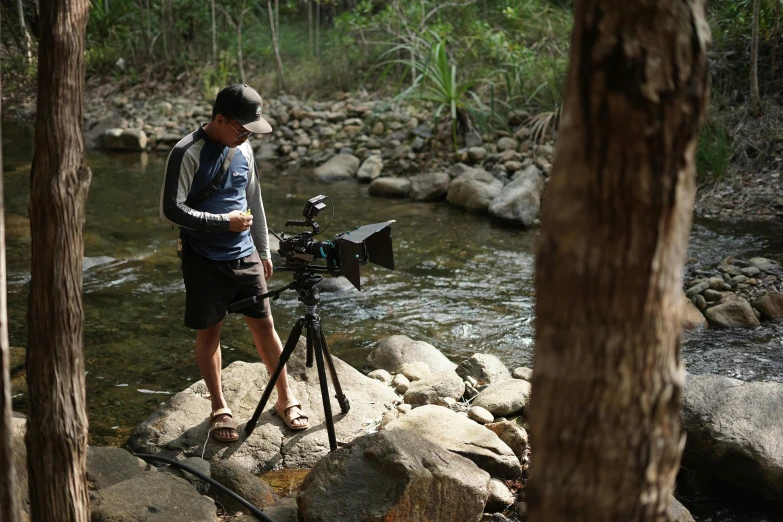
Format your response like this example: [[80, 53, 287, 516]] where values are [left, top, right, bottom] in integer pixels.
[[210, 407, 239, 442], [275, 400, 309, 431]]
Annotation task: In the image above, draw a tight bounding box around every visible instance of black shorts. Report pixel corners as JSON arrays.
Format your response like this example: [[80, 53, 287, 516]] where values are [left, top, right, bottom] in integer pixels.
[[182, 249, 270, 330]]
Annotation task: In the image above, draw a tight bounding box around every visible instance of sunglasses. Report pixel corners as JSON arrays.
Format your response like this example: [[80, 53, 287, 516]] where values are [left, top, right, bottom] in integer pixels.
[[227, 119, 253, 139]]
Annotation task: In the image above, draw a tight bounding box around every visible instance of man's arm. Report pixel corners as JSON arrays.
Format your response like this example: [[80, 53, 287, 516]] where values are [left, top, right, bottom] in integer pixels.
[[246, 152, 271, 260]]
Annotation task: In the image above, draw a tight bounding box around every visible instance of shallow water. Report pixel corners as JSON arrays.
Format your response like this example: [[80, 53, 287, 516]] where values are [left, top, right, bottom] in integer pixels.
[[4, 129, 783, 520]]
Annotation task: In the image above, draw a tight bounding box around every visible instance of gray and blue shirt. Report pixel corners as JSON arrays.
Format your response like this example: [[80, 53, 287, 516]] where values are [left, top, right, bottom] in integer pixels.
[[159, 125, 271, 261]]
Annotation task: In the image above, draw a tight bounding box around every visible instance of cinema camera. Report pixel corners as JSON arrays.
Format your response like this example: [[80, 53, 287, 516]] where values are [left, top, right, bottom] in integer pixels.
[[229, 195, 395, 451]]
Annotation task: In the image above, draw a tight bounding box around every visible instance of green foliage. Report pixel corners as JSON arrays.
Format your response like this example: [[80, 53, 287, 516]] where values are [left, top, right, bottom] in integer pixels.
[[696, 106, 730, 183]]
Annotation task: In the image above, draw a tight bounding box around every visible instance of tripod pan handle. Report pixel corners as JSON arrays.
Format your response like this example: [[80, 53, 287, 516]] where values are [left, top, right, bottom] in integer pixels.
[[228, 295, 259, 313]]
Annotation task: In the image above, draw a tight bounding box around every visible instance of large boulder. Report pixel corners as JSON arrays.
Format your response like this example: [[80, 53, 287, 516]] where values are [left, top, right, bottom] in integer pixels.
[[446, 166, 503, 212], [456, 353, 511, 384], [210, 461, 277, 514], [703, 296, 761, 328], [297, 430, 489, 522], [681, 374, 783, 501], [368, 177, 410, 198], [471, 379, 532, 417], [356, 155, 384, 182], [383, 405, 522, 479], [488, 166, 543, 227], [128, 337, 399, 472], [403, 371, 465, 405], [754, 291, 783, 321], [90, 472, 218, 522], [682, 295, 708, 329], [313, 154, 360, 182], [87, 446, 148, 490], [104, 128, 148, 151], [365, 335, 457, 374], [409, 172, 450, 201]]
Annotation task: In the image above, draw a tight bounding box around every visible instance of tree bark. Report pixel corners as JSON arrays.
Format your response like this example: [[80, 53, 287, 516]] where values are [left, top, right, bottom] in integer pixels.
[[211, 0, 217, 64], [308, 0, 314, 56], [772, 0, 780, 78], [528, 1, 710, 521], [268, 0, 288, 91], [237, 0, 248, 84], [26, 1, 92, 521], [751, 0, 761, 115], [0, 8, 20, 520], [17, 0, 32, 64]]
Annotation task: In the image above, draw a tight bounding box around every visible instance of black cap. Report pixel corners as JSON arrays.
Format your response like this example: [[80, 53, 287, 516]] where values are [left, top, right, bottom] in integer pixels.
[[212, 84, 273, 134]]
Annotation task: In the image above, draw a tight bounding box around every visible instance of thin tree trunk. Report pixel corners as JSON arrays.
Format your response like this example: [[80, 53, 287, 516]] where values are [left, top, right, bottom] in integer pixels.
[[17, 0, 32, 64], [772, 0, 780, 80], [528, 1, 710, 521], [316, 0, 320, 57], [275, 0, 279, 44], [0, 8, 20, 520], [751, 0, 761, 115], [211, 0, 217, 64], [308, 0, 313, 56], [237, 0, 247, 84], [268, 0, 288, 91], [26, 1, 92, 521]]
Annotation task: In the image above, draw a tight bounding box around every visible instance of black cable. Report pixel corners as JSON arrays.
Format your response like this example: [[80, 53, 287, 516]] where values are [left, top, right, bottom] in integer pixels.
[[133, 453, 276, 522]]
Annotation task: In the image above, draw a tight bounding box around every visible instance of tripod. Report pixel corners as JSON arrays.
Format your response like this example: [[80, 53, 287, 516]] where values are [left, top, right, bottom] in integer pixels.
[[228, 267, 350, 451]]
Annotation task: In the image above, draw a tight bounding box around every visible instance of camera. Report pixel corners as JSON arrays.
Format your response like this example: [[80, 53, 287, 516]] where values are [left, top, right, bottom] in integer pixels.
[[276, 195, 395, 290]]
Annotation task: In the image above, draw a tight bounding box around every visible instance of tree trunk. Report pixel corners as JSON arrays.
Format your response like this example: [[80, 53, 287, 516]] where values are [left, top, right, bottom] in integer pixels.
[[0, 9, 20, 520], [751, 0, 761, 115], [211, 0, 217, 64], [773, 0, 781, 78], [528, 1, 710, 521], [308, 0, 313, 56], [26, 1, 92, 521], [316, 0, 320, 57], [17, 0, 32, 64], [267, 0, 288, 91], [237, 0, 248, 84]]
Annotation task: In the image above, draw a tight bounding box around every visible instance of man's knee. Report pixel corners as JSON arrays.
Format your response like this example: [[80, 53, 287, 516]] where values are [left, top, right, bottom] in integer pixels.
[[247, 315, 275, 335]]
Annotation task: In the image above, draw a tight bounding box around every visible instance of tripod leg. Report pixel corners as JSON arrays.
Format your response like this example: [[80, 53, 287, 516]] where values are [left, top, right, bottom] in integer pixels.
[[309, 322, 338, 451], [305, 325, 314, 368], [317, 322, 350, 414], [245, 318, 305, 435]]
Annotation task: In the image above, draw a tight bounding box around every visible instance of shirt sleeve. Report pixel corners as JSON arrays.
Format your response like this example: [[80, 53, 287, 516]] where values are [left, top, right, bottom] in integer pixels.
[[246, 148, 271, 259]]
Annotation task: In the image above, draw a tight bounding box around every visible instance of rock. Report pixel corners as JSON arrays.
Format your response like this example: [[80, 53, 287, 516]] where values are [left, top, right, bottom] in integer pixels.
[[456, 354, 511, 384], [318, 276, 355, 293], [233, 496, 298, 522], [409, 171, 451, 202], [754, 291, 783, 321], [703, 289, 722, 302], [297, 430, 489, 522], [472, 379, 532, 417], [491, 167, 543, 228], [210, 460, 277, 514], [313, 154, 360, 182], [11, 414, 30, 522], [366, 335, 457, 374], [128, 338, 399, 472], [85, 117, 124, 149], [399, 362, 431, 382], [484, 420, 528, 461], [486, 478, 515, 511], [367, 369, 393, 384], [90, 472, 218, 522], [87, 446, 146, 490], [468, 406, 494, 424], [372, 121, 385, 136], [682, 295, 708, 330], [384, 405, 522, 478], [356, 155, 384, 182], [392, 374, 411, 394], [681, 374, 783, 501], [741, 266, 762, 277], [254, 143, 278, 162], [692, 294, 707, 311], [433, 396, 458, 408], [169, 457, 211, 494], [368, 177, 411, 198], [468, 146, 487, 162], [104, 128, 148, 151], [447, 167, 504, 212], [404, 371, 465, 405], [496, 137, 518, 152], [685, 281, 709, 297], [704, 296, 761, 328], [670, 497, 696, 522], [749, 257, 779, 272], [511, 367, 533, 381]]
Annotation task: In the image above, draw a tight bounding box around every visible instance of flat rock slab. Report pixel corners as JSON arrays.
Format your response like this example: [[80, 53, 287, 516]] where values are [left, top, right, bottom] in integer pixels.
[[681, 374, 783, 501], [128, 337, 398, 473], [383, 405, 522, 479]]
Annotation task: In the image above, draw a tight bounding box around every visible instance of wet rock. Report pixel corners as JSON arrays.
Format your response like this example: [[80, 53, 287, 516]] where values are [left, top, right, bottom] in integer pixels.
[[366, 335, 457, 374], [742, 266, 762, 277], [447, 167, 504, 212], [456, 353, 512, 384], [313, 154, 360, 182], [488, 166, 544, 227], [297, 430, 489, 522], [754, 290, 783, 321], [409, 171, 450, 201], [104, 128, 148, 151], [404, 371, 464, 405], [210, 460, 277, 514], [356, 154, 384, 182], [368, 177, 410, 198], [704, 296, 761, 328], [472, 379, 532, 417], [318, 276, 354, 292], [749, 257, 779, 272]]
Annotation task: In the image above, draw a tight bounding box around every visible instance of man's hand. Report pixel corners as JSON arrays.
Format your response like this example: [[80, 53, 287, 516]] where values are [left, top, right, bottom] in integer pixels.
[[228, 210, 253, 232], [262, 258, 273, 280]]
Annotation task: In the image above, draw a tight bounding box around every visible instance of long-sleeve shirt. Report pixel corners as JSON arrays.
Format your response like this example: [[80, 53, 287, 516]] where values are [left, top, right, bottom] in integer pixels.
[[159, 125, 271, 261]]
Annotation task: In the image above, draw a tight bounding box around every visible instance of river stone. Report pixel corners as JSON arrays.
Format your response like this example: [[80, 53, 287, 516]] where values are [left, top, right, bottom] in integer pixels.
[[681, 374, 783, 501], [317, 276, 355, 293], [704, 296, 761, 328], [496, 137, 518, 152], [87, 446, 147, 490], [128, 337, 399, 472], [409, 171, 450, 201], [670, 497, 696, 522], [368, 177, 410, 198], [468, 146, 487, 162], [472, 379, 532, 417], [210, 460, 277, 514], [682, 295, 708, 330], [313, 154, 360, 182], [749, 257, 779, 272], [90, 472, 218, 522], [742, 266, 762, 277], [404, 371, 464, 405], [399, 362, 430, 382], [446, 167, 504, 212], [255, 142, 278, 163], [456, 353, 512, 384], [234, 496, 298, 522], [754, 291, 783, 321], [168, 456, 210, 494], [383, 405, 522, 478], [392, 373, 411, 394], [366, 334, 457, 374], [297, 430, 490, 522], [703, 289, 722, 302], [104, 128, 148, 151], [11, 414, 30, 522], [468, 406, 494, 424], [367, 369, 393, 384], [356, 154, 384, 182], [488, 166, 543, 227], [486, 478, 515, 511], [484, 420, 528, 461], [685, 281, 709, 297], [511, 367, 533, 380]]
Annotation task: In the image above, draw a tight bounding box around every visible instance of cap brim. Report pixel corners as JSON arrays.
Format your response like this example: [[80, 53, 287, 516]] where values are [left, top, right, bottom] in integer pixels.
[[237, 116, 273, 134]]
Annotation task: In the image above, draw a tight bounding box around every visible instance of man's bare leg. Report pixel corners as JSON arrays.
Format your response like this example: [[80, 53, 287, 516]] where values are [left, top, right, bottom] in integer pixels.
[[195, 320, 236, 440], [244, 315, 308, 428]]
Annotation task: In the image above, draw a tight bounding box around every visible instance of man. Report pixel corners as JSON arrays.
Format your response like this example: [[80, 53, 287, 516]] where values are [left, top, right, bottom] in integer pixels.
[[160, 84, 308, 442]]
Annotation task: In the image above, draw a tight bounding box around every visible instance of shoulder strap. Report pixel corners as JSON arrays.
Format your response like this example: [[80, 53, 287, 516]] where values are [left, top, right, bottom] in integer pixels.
[[185, 147, 237, 209]]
